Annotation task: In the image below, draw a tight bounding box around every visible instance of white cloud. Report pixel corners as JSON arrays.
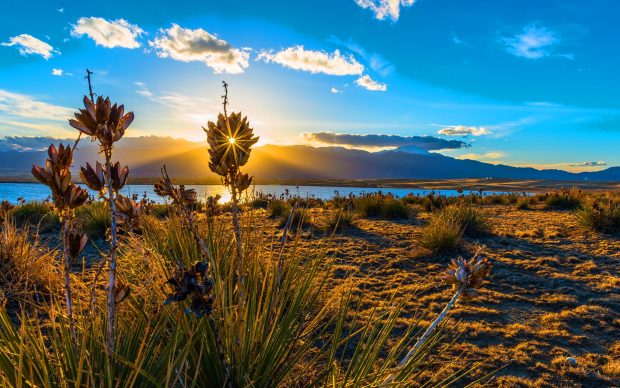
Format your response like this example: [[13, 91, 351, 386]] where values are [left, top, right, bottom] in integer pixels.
[[330, 87, 342, 94], [329, 36, 394, 76], [354, 0, 416, 21], [502, 25, 558, 59], [570, 161, 607, 167], [1, 34, 57, 59], [257, 45, 363, 76], [355, 75, 387, 91], [149, 24, 249, 74], [438, 125, 490, 136], [0, 89, 73, 123], [71, 17, 143, 49], [52, 68, 63, 76]]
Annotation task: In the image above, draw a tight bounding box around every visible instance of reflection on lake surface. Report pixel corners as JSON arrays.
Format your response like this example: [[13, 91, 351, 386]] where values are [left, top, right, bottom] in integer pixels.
[[0, 182, 495, 204]]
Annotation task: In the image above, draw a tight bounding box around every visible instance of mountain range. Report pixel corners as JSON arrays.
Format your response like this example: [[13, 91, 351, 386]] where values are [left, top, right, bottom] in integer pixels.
[[0, 136, 619, 183]]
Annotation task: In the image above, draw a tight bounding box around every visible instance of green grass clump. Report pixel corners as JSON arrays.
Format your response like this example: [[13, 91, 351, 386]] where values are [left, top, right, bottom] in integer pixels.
[[380, 198, 409, 220], [7, 201, 58, 229], [516, 197, 532, 210], [544, 189, 583, 210], [440, 204, 490, 237], [575, 198, 620, 234], [268, 199, 290, 218], [353, 194, 383, 218], [419, 212, 463, 253], [76, 201, 110, 239], [327, 209, 356, 232]]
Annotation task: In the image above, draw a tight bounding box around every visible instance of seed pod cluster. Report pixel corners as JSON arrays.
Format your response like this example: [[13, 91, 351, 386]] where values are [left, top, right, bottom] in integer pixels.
[[442, 252, 491, 299], [164, 261, 214, 318], [204, 112, 258, 180], [69, 96, 134, 146], [64, 229, 88, 263], [115, 194, 142, 233], [154, 172, 197, 206], [31, 144, 89, 216]]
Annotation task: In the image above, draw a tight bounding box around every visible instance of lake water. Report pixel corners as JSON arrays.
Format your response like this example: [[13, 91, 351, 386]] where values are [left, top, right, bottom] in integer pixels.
[[0, 182, 486, 204]]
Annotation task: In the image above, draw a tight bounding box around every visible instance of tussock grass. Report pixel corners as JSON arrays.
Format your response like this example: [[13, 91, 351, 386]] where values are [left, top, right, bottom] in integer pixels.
[[268, 199, 290, 218], [0, 219, 61, 308], [76, 201, 110, 239], [419, 212, 463, 253], [575, 197, 620, 234], [7, 201, 59, 229], [327, 209, 356, 232], [543, 188, 583, 210]]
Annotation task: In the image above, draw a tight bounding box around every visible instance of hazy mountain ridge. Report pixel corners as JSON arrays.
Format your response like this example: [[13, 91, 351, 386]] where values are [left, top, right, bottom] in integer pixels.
[[0, 136, 618, 182]]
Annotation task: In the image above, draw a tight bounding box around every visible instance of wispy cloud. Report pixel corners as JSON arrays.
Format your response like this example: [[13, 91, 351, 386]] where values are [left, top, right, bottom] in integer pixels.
[[354, 0, 416, 22], [52, 68, 73, 77], [570, 161, 607, 167], [1, 34, 58, 59], [149, 24, 249, 74], [355, 75, 387, 91], [438, 125, 489, 136], [330, 87, 342, 94], [71, 17, 143, 48], [0, 89, 73, 121], [501, 25, 559, 59], [303, 131, 469, 150], [257, 46, 363, 75], [329, 36, 394, 76]]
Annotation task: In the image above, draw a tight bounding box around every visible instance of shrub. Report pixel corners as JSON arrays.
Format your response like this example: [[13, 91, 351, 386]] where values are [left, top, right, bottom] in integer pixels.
[[250, 197, 269, 209], [516, 197, 532, 210], [353, 194, 383, 218], [76, 201, 110, 239], [419, 212, 463, 253], [380, 198, 409, 220], [575, 198, 620, 234], [7, 201, 58, 229], [441, 204, 489, 237], [268, 199, 290, 218], [544, 188, 582, 210], [327, 210, 356, 232]]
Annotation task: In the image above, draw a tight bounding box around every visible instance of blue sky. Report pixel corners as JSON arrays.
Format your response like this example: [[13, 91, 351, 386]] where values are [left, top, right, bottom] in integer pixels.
[[1, 0, 619, 171]]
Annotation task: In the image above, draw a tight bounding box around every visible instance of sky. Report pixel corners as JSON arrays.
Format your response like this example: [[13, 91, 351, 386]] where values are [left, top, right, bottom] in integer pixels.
[[1, 0, 620, 172]]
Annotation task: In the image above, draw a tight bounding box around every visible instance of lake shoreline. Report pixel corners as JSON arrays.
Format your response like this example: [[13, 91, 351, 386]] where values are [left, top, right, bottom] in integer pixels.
[[2, 177, 620, 193]]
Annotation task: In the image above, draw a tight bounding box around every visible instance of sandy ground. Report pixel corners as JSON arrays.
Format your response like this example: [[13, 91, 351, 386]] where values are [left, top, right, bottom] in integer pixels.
[[255, 205, 620, 387]]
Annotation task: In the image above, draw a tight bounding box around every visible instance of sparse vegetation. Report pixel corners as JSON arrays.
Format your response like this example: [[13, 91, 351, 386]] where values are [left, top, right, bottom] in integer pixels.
[[575, 196, 620, 234]]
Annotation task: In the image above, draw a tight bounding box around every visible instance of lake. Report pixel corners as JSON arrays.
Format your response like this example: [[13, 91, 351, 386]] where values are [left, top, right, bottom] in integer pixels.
[[0, 183, 486, 204]]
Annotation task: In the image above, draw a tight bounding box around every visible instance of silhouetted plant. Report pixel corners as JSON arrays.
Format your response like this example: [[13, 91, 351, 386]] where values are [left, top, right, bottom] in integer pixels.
[[70, 89, 134, 359], [31, 143, 88, 340]]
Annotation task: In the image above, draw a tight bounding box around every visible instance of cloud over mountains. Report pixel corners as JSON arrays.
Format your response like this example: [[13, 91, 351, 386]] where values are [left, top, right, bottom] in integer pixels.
[[303, 132, 469, 150]]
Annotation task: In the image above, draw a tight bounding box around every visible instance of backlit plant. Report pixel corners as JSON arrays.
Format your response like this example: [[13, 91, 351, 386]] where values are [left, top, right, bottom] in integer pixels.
[[31, 143, 88, 340], [70, 92, 134, 360]]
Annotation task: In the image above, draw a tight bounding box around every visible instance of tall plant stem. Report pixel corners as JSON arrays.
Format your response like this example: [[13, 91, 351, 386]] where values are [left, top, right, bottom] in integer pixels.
[[383, 285, 464, 385], [61, 220, 76, 342], [230, 178, 244, 306], [103, 148, 119, 362]]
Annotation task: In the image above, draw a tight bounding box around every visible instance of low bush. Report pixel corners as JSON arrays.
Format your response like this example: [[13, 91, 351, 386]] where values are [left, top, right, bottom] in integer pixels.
[[279, 207, 311, 229], [380, 198, 409, 219], [7, 201, 58, 229], [419, 212, 463, 253], [575, 198, 620, 234], [441, 204, 490, 237], [268, 199, 290, 218], [544, 188, 583, 210], [353, 194, 383, 218]]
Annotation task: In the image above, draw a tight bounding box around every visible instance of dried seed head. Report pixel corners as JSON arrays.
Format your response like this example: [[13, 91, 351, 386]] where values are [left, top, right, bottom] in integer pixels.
[[115, 194, 142, 232], [442, 251, 491, 299], [64, 229, 88, 261], [69, 95, 134, 146], [164, 261, 214, 318], [80, 161, 105, 193], [204, 111, 259, 177], [154, 171, 197, 206]]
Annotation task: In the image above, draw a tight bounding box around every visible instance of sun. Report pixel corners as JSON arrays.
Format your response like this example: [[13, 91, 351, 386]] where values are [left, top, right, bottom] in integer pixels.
[[228, 137, 236, 145]]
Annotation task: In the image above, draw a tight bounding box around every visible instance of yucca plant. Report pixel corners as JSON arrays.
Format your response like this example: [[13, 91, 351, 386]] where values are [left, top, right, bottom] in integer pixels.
[[70, 90, 134, 359], [31, 143, 89, 340]]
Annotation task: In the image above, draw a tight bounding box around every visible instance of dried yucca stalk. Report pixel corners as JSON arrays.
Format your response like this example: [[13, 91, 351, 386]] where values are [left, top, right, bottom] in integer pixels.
[[31, 143, 88, 341], [70, 89, 134, 361]]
